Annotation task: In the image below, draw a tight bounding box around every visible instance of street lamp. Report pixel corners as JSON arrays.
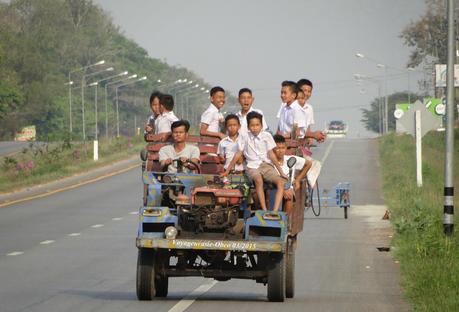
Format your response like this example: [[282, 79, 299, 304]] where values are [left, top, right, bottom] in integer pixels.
[[81, 66, 114, 141], [115, 76, 148, 137], [67, 60, 105, 136], [105, 74, 138, 138]]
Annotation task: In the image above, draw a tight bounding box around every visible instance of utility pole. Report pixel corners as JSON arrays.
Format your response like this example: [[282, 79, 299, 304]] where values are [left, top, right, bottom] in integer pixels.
[[444, 0, 455, 236]]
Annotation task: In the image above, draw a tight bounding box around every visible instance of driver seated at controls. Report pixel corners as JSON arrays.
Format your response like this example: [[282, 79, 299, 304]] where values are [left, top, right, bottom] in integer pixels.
[[159, 120, 200, 173]]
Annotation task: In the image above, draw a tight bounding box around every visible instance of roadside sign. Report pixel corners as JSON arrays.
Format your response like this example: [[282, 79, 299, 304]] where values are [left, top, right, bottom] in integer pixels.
[[14, 125, 36, 141], [435, 64, 459, 87]]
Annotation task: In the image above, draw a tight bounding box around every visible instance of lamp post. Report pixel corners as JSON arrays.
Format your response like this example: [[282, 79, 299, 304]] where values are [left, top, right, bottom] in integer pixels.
[[81, 66, 114, 141], [115, 76, 148, 137], [105, 74, 138, 138], [68, 60, 105, 137]]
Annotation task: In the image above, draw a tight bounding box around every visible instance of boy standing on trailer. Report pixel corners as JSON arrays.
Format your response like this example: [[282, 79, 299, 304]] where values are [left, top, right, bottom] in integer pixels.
[[223, 111, 286, 212], [200, 86, 226, 139], [296, 79, 325, 143], [236, 88, 268, 135], [277, 81, 305, 139], [155, 94, 179, 141], [144, 91, 162, 134], [217, 114, 244, 174]]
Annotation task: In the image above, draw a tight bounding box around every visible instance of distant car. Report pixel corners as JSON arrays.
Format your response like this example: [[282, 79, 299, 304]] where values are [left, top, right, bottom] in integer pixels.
[[326, 120, 347, 135]]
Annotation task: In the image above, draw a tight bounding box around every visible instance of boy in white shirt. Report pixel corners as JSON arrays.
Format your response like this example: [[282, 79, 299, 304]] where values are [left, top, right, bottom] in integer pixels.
[[159, 120, 200, 173], [297, 79, 325, 143], [155, 94, 179, 141], [217, 114, 244, 174], [144, 91, 162, 134], [297, 89, 325, 143], [272, 134, 313, 213], [277, 80, 305, 139], [223, 111, 286, 212], [200, 86, 225, 139], [236, 88, 268, 135]]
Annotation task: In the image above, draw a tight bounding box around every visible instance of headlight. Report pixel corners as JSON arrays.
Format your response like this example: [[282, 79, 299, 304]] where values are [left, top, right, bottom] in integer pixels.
[[165, 226, 178, 240]]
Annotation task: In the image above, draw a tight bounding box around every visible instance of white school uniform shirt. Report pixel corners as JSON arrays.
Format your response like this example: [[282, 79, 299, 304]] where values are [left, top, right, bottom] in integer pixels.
[[277, 155, 306, 180], [277, 100, 305, 135], [217, 136, 244, 171], [201, 103, 223, 132], [298, 102, 315, 138], [236, 107, 268, 136], [155, 111, 179, 134], [237, 131, 276, 169]]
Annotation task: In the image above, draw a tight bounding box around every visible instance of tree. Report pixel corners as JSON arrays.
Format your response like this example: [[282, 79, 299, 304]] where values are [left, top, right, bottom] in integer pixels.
[[361, 91, 423, 133]]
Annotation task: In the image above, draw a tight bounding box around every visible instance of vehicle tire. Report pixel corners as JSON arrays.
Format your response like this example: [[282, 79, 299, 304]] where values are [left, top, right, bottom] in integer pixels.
[[285, 239, 295, 298], [267, 254, 285, 302], [136, 248, 156, 300], [155, 274, 168, 297], [154, 251, 169, 297], [344, 206, 348, 219]]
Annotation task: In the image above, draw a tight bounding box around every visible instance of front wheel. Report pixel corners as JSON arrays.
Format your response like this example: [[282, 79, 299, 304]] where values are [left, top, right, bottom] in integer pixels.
[[267, 254, 285, 302], [136, 248, 156, 300], [285, 238, 296, 298]]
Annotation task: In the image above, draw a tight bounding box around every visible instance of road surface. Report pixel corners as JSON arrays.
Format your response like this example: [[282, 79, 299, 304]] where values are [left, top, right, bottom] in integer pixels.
[[0, 138, 408, 312]]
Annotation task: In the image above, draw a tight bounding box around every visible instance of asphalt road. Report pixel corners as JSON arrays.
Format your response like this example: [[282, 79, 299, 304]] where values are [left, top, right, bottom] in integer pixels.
[[0, 141, 30, 157], [0, 138, 408, 312]]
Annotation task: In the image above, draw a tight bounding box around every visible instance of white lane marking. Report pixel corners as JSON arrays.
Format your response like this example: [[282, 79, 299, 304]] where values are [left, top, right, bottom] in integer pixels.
[[365, 265, 371, 269], [91, 224, 104, 228], [7, 251, 24, 256], [320, 139, 335, 165], [129, 211, 138, 215], [39, 240, 55, 245], [168, 280, 218, 312], [112, 217, 123, 221], [68, 233, 81, 237]]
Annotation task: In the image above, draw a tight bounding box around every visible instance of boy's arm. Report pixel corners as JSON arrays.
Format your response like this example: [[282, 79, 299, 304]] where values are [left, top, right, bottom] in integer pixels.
[[294, 159, 312, 190], [200, 123, 225, 139], [267, 150, 287, 179], [221, 151, 243, 177]]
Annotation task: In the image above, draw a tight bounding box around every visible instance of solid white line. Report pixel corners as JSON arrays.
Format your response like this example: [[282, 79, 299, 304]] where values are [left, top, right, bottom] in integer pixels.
[[112, 217, 123, 221], [39, 240, 55, 245], [91, 224, 104, 228], [320, 140, 335, 165], [7, 251, 24, 256], [68, 233, 81, 237], [168, 280, 218, 312]]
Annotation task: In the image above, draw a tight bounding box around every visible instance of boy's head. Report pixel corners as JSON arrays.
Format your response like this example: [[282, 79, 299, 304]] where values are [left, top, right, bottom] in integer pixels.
[[246, 111, 263, 136], [224, 114, 240, 136], [149, 91, 162, 116], [210, 86, 225, 110], [297, 89, 306, 107], [297, 79, 313, 102], [238, 88, 253, 112], [159, 94, 174, 113], [273, 134, 287, 160], [171, 120, 190, 143], [280, 80, 298, 104]]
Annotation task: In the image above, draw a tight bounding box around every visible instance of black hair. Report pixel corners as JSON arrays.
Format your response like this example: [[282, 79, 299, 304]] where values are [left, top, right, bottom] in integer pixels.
[[281, 80, 299, 95], [149, 91, 162, 105], [238, 88, 252, 97], [246, 111, 263, 125], [171, 120, 190, 132], [273, 134, 286, 144], [159, 94, 174, 111], [225, 114, 240, 126], [297, 79, 313, 89], [210, 86, 225, 97]]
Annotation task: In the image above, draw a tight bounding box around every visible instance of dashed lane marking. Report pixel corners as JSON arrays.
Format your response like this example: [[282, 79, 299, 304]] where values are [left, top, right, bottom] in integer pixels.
[[91, 224, 104, 228], [129, 211, 138, 215], [7, 251, 24, 256], [112, 217, 123, 221], [168, 280, 218, 312], [68, 233, 81, 237], [320, 139, 335, 165], [39, 240, 55, 245]]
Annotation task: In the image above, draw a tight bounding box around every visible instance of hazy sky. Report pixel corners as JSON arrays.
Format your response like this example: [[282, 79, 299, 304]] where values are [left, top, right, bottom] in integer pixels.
[[94, 0, 427, 137]]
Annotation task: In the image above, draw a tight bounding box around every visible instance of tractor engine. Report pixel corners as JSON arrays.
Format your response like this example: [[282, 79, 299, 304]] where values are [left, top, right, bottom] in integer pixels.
[[177, 186, 243, 232]]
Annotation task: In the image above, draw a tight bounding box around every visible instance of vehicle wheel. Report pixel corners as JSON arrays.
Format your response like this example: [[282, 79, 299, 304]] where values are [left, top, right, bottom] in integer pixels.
[[344, 206, 348, 219], [267, 254, 285, 302], [136, 248, 156, 300], [155, 274, 168, 297], [285, 239, 295, 298]]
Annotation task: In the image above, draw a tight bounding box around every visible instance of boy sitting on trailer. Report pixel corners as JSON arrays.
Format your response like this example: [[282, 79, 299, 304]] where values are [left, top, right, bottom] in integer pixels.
[[200, 86, 226, 139], [155, 94, 179, 142], [217, 114, 244, 175], [222, 111, 286, 211]]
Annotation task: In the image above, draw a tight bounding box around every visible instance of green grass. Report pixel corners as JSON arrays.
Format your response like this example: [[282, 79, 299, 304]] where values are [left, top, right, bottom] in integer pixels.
[[0, 135, 145, 193], [379, 130, 459, 311]]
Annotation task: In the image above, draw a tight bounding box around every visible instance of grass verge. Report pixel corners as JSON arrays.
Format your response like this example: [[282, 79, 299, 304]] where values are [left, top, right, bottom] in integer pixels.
[[0, 136, 145, 194], [379, 130, 459, 311]]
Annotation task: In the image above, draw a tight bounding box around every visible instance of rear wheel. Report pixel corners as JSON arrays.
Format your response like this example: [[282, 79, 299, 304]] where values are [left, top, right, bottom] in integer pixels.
[[285, 238, 296, 298], [267, 254, 285, 302]]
